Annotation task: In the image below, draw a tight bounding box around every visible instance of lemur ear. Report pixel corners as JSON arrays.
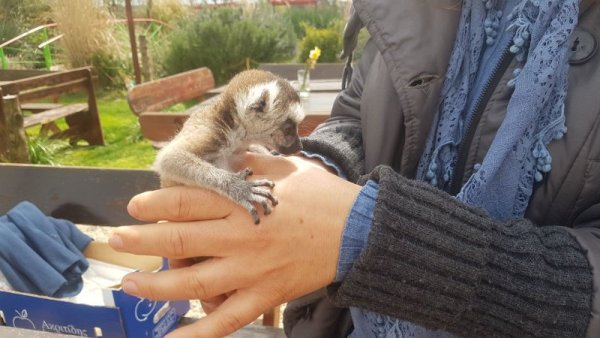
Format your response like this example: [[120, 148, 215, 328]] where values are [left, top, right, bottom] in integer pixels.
[[249, 89, 269, 113]]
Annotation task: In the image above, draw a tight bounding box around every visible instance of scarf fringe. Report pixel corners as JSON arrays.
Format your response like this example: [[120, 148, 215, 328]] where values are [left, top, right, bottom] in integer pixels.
[[419, 0, 577, 220], [532, 104, 567, 182]]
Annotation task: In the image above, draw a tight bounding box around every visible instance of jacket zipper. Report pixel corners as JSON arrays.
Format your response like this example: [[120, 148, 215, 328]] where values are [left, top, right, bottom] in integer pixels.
[[448, 46, 515, 195]]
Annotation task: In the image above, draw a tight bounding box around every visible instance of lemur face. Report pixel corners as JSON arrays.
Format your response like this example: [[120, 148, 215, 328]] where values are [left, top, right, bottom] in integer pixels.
[[230, 70, 305, 154]]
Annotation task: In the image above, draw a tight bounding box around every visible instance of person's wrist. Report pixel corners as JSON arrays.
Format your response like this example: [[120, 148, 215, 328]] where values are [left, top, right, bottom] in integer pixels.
[[276, 158, 361, 288], [315, 171, 361, 285]]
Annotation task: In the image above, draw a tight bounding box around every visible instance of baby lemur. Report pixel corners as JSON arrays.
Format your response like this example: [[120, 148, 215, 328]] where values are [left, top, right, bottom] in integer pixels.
[[153, 69, 305, 224]]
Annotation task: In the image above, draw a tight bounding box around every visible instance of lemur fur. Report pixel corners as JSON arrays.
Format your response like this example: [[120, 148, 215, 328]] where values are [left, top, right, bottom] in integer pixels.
[[153, 70, 305, 224]]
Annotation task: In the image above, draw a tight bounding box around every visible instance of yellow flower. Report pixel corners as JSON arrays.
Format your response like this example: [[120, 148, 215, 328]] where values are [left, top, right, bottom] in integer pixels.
[[309, 47, 321, 61], [306, 46, 321, 70]]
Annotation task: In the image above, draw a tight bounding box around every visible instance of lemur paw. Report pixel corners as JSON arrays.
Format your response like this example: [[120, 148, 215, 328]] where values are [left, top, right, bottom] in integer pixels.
[[239, 186, 276, 224], [234, 168, 277, 224]]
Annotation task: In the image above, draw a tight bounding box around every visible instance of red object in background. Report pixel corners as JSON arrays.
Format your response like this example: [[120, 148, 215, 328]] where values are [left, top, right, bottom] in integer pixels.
[[270, 0, 317, 5]]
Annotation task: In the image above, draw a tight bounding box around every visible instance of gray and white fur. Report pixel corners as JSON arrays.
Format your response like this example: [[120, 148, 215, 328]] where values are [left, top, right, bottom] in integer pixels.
[[153, 70, 305, 224]]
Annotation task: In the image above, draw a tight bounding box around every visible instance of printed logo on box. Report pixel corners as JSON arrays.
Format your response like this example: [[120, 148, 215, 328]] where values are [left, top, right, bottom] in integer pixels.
[[13, 308, 90, 336], [153, 307, 178, 338], [42, 321, 89, 336], [135, 298, 157, 322], [12, 309, 35, 330]]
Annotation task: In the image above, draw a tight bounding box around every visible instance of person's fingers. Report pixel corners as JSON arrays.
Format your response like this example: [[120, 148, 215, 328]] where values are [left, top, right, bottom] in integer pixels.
[[120, 258, 250, 301], [109, 219, 245, 258], [201, 294, 228, 314], [168, 258, 196, 270], [166, 290, 273, 338], [127, 186, 236, 222]]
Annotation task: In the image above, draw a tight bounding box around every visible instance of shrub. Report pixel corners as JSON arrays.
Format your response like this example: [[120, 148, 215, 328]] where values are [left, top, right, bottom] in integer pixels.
[[47, 0, 114, 67], [0, 20, 20, 48], [91, 51, 132, 88], [160, 6, 296, 85], [0, 0, 51, 69], [297, 22, 343, 63], [283, 1, 345, 39], [146, 0, 190, 24], [0, 0, 50, 42], [47, 0, 131, 87]]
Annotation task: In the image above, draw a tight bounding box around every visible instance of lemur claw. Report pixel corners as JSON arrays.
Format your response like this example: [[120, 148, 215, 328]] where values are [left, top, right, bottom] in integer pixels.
[[234, 167, 278, 224], [252, 179, 275, 188], [249, 206, 260, 224], [246, 187, 275, 221]]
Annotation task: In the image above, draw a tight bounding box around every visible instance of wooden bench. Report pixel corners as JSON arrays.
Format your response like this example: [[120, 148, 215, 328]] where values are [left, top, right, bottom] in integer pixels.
[[0, 164, 287, 334], [127, 67, 216, 147], [0, 67, 104, 162]]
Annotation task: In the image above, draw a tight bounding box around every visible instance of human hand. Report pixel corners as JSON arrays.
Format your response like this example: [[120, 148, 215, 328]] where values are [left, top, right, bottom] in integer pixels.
[[109, 153, 361, 338]]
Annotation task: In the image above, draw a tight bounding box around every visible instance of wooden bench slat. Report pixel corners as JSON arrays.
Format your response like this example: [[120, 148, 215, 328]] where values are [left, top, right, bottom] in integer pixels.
[[21, 102, 63, 112], [18, 78, 88, 103], [127, 67, 215, 115], [0, 68, 91, 95], [23, 103, 88, 128], [0, 69, 53, 82]]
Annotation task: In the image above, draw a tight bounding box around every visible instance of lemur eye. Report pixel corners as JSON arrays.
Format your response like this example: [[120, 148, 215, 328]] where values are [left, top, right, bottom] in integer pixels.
[[282, 119, 296, 135], [250, 90, 269, 113], [250, 99, 267, 113]]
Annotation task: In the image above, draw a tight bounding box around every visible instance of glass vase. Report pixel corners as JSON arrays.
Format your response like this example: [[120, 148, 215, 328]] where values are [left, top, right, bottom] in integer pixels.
[[297, 68, 310, 98]]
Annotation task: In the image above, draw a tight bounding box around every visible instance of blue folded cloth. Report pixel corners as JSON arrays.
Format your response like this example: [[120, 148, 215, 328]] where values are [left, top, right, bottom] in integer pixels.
[[0, 201, 93, 298]]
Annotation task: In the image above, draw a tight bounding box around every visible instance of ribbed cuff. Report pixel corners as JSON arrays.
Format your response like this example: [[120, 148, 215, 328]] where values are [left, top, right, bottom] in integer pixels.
[[335, 180, 379, 282], [301, 124, 364, 183], [301, 151, 347, 179], [330, 166, 593, 337]]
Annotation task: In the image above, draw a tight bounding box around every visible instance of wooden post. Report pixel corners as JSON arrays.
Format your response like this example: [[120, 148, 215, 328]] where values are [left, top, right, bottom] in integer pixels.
[[139, 35, 151, 83], [0, 95, 30, 163], [126, 0, 142, 85], [0, 89, 7, 159], [147, 0, 153, 19], [262, 307, 281, 328]]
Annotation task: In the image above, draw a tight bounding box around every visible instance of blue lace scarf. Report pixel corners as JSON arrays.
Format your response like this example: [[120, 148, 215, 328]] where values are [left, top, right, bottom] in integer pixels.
[[416, 0, 579, 221]]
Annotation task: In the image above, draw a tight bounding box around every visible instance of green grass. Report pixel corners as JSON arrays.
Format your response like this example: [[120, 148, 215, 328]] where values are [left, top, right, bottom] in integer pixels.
[[26, 91, 156, 169]]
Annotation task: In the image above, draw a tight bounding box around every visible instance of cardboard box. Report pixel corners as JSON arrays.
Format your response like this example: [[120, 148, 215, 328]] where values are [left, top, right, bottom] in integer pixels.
[[0, 241, 190, 337]]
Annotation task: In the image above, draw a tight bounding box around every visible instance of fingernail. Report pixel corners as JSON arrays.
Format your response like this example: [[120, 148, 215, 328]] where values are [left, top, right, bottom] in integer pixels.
[[122, 279, 139, 295], [109, 234, 124, 250], [127, 199, 139, 218]]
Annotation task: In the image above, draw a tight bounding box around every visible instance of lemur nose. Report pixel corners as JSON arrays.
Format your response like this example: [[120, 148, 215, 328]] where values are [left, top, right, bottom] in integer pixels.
[[277, 138, 302, 155]]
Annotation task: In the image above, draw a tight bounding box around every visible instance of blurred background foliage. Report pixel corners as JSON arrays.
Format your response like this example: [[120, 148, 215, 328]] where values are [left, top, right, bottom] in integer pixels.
[[0, 0, 354, 87], [161, 5, 297, 84], [297, 21, 344, 63], [0, 0, 366, 167]]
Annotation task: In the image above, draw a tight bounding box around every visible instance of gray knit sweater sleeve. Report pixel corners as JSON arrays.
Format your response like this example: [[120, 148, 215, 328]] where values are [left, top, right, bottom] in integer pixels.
[[301, 119, 365, 183], [328, 166, 593, 338]]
